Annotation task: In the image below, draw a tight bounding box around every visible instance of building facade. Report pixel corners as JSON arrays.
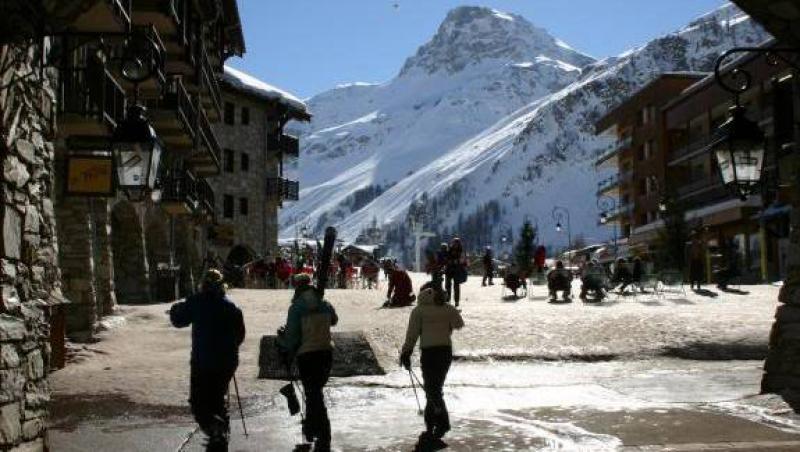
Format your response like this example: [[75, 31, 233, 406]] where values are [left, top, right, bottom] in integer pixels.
[[0, 0, 249, 448], [595, 49, 794, 284], [595, 74, 706, 251], [207, 67, 308, 271], [663, 47, 794, 283]]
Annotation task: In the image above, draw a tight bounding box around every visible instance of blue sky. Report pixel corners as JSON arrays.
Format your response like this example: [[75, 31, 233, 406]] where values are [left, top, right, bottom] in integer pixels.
[[227, 0, 728, 99]]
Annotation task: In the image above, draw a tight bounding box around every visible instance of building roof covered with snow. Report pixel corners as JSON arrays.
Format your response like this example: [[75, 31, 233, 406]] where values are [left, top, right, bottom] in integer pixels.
[[222, 66, 311, 121]]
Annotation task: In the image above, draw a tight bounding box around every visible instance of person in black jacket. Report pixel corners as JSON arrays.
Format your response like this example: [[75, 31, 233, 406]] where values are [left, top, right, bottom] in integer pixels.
[[481, 246, 494, 287], [170, 269, 245, 452], [445, 238, 466, 306]]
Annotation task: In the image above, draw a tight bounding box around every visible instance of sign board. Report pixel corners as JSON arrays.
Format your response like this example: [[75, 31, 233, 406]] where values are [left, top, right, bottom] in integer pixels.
[[65, 155, 115, 197]]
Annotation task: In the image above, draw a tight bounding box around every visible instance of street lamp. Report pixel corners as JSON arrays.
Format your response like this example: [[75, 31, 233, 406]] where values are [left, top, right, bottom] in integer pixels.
[[711, 46, 798, 200], [497, 222, 512, 260], [552, 206, 572, 261], [597, 195, 618, 257], [111, 105, 163, 202], [711, 104, 766, 200], [110, 29, 165, 202]]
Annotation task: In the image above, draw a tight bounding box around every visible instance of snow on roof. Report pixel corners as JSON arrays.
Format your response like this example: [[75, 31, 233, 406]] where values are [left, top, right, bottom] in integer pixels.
[[222, 66, 310, 120]]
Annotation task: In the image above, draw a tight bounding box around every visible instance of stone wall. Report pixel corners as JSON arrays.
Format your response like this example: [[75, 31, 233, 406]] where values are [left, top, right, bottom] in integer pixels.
[[209, 90, 282, 262], [762, 73, 800, 395], [1, 42, 61, 451]]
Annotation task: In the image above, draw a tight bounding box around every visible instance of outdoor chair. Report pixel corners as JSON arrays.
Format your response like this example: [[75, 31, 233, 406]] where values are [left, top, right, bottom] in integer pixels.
[[527, 272, 547, 299], [655, 270, 687, 299]]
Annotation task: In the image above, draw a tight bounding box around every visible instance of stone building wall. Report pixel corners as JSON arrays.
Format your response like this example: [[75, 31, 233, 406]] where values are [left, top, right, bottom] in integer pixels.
[[1, 42, 61, 451], [209, 89, 282, 263]]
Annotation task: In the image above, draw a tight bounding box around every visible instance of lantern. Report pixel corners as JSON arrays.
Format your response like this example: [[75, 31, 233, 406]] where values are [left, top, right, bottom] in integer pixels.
[[111, 105, 163, 202], [712, 105, 766, 200]]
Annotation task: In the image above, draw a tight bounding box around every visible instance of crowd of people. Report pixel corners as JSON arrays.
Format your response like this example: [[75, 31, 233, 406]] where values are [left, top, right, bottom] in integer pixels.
[[171, 262, 464, 451]]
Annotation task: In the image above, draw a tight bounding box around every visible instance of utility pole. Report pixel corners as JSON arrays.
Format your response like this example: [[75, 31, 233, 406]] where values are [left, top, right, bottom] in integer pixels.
[[412, 221, 435, 273]]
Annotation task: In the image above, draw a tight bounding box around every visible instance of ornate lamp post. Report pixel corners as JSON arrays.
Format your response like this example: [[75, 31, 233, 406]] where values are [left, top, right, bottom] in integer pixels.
[[497, 222, 513, 260], [552, 206, 572, 263], [110, 28, 165, 202], [597, 195, 618, 257], [710, 44, 800, 394]]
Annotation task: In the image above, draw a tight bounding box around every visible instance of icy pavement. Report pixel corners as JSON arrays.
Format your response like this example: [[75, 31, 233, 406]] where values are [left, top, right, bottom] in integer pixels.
[[48, 275, 800, 450]]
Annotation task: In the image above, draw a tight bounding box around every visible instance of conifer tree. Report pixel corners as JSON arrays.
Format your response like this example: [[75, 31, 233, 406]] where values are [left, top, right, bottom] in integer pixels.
[[514, 221, 537, 275]]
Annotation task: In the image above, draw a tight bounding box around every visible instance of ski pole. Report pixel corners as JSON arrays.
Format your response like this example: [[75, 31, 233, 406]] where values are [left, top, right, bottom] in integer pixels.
[[410, 369, 424, 389], [408, 369, 423, 416], [176, 426, 200, 452], [232, 374, 248, 437]]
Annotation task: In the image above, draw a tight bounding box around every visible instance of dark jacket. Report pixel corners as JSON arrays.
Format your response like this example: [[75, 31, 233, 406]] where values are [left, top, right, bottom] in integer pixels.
[[170, 290, 245, 370]]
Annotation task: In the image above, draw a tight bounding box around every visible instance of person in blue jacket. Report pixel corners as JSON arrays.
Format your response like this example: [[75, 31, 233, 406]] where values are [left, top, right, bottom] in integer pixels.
[[279, 273, 338, 452], [170, 269, 245, 452]]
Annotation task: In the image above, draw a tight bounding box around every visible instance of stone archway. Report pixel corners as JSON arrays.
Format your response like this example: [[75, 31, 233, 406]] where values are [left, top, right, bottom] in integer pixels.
[[111, 201, 150, 303]]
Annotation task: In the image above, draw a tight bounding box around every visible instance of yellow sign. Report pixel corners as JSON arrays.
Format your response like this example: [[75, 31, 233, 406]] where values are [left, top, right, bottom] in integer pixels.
[[66, 156, 114, 196]]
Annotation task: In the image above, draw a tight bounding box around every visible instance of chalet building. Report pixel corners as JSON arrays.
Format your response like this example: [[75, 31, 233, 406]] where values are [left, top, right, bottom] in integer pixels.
[[595, 73, 706, 250], [207, 66, 309, 269], [663, 44, 794, 283], [0, 0, 310, 448], [595, 42, 795, 284]]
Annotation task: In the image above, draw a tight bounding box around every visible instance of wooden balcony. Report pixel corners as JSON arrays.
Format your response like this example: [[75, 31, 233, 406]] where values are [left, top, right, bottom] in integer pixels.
[[58, 63, 126, 138], [268, 134, 301, 159], [70, 0, 131, 33], [197, 43, 223, 121], [133, 0, 195, 75], [159, 168, 199, 216], [195, 176, 215, 221], [186, 108, 222, 176], [266, 177, 299, 202], [147, 77, 197, 152]]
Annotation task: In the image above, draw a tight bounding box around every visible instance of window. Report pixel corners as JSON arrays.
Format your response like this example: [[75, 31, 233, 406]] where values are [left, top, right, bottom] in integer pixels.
[[223, 195, 234, 219], [224, 149, 235, 172], [241, 106, 250, 125], [241, 153, 250, 172], [224, 101, 235, 125], [239, 197, 249, 216]]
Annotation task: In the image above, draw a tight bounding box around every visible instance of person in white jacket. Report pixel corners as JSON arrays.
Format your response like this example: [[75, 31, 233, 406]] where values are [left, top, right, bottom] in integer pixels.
[[400, 282, 464, 448]]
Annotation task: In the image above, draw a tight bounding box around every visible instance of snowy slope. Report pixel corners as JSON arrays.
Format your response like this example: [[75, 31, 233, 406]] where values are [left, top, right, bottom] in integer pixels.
[[282, 4, 770, 260]]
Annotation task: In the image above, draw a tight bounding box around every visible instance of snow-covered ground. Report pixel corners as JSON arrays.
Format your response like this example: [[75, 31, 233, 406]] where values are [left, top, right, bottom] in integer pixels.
[[50, 274, 779, 406], [49, 275, 800, 451]]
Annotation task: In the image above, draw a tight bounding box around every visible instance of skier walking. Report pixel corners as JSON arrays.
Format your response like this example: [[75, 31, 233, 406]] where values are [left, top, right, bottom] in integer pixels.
[[278, 274, 338, 452], [444, 238, 467, 306], [400, 283, 464, 450], [481, 246, 494, 287], [170, 269, 245, 452]]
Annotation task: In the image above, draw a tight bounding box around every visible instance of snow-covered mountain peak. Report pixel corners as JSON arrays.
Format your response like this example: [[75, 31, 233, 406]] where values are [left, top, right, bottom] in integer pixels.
[[399, 6, 595, 78]]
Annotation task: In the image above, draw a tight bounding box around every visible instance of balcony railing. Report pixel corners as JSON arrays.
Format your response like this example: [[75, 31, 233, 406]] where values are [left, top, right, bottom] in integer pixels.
[[266, 178, 300, 201], [596, 170, 632, 195], [197, 108, 222, 169], [160, 168, 199, 215], [595, 135, 633, 166], [669, 135, 715, 164], [677, 178, 722, 198], [59, 63, 127, 131], [284, 179, 300, 201], [198, 42, 222, 119], [269, 134, 301, 158], [196, 176, 215, 217], [165, 77, 197, 136]]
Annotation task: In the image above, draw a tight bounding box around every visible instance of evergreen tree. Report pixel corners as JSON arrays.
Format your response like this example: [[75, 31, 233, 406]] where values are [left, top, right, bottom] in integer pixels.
[[514, 221, 537, 275]]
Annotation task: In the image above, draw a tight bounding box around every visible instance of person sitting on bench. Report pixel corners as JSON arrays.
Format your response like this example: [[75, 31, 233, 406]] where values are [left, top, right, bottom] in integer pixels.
[[547, 260, 573, 302], [580, 261, 607, 301], [504, 264, 524, 297]]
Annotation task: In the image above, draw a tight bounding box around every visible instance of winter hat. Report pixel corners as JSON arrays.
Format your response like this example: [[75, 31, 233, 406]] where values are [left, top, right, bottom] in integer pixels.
[[293, 273, 312, 286], [203, 269, 225, 292]]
